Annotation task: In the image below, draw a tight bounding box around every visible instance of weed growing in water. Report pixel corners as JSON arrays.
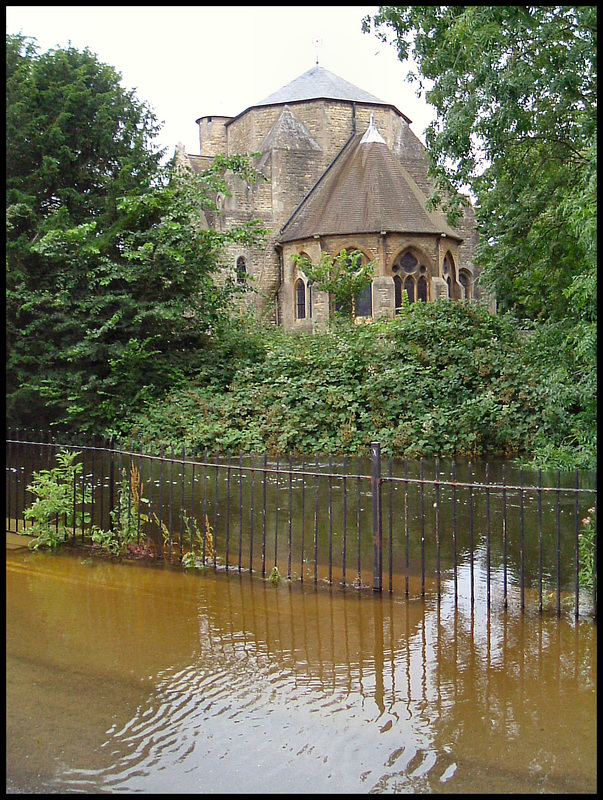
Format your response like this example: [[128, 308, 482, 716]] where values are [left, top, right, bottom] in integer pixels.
[[578, 508, 596, 593], [23, 450, 92, 549], [91, 462, 149, 555], [268, 566, 281, 585], [180, 513, 214, 568]]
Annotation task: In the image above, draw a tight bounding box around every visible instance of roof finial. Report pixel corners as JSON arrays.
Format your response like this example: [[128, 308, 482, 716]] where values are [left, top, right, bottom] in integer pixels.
[[360, 114, 386, 144], [311, 35, 323, 66]]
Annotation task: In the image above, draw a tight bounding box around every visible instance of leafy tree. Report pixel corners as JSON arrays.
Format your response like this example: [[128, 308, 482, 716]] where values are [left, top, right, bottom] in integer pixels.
[[6, 33, 163, 241], [292, 249, 375, 318], [362, 6, 596, 468], [7, 32, 164, 427], [6, 34, 267, 432], [362, 6, 596, 322]]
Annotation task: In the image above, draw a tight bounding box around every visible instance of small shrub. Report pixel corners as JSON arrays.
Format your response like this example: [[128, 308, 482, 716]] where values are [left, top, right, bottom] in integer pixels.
[[23, 449, 92, 549]]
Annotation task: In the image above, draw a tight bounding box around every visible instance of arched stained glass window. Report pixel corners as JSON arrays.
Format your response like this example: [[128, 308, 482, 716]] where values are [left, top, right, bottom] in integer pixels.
[[295, 278, 306, 320], [394, 275, 403, 310], [356, 284, 372, 317], [394, 250, 431, 307]]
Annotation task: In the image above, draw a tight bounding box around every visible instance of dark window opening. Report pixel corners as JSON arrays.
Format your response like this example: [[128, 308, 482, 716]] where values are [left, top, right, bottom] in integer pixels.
[[356, 284, 372, 317], [394, 275, 403, 309], [236, 256, 247, 284], [417, 275, 427, 302], [404, 276, 415, 304], [295, 279, 306, 320], [459, 270, 471, 300]]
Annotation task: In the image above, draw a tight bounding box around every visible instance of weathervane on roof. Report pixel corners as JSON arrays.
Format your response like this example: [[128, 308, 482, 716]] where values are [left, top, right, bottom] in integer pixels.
[[311, 35, 323, 65]]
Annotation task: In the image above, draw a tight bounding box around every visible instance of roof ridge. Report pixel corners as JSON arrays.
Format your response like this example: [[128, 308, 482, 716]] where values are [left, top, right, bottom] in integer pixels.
[[279, 131, 359, 237]]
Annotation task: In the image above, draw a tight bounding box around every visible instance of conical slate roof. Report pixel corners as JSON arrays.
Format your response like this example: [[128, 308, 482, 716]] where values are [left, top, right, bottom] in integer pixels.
[[229, 64, 409, 123], [256, 64, 385, 107], [279, 119, 461, 243]]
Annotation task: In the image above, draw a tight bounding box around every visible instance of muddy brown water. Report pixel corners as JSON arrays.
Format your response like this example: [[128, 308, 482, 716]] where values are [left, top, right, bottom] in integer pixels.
[[6, 538, 597, 794]]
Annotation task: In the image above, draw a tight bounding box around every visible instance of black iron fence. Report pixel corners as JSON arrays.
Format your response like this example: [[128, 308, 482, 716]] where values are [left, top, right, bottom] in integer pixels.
[[6, 431, 597, 618]]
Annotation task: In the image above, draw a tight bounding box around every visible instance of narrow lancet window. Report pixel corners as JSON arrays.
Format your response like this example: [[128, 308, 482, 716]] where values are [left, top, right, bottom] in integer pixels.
[[404, 276, 415, 304], [295, 278, 306, 319], [236, 256, 247, 284]]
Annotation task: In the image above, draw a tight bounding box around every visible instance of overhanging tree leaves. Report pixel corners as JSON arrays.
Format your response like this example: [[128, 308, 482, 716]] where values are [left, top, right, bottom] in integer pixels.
[[292, 249, 375, 318], [362, 6, 596, 468], [362, 6, 596, 321], [6, 34, 267, 432]]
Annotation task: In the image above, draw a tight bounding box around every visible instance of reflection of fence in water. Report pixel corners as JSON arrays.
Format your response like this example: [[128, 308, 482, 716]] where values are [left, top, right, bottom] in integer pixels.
[[5, 432, 597, 617]]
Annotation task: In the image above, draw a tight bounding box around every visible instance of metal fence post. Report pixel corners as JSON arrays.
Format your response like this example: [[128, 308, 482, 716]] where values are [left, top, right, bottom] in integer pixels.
[[371, 441, 383, 593], [108, 436, 115, 532]]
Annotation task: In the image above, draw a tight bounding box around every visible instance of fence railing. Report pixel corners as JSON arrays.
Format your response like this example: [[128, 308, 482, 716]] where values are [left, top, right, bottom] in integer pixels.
[[6, 431, 597, 618]]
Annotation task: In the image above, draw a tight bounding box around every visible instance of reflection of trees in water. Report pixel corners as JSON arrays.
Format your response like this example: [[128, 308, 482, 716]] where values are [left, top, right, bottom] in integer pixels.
[[9, 540, 596, 793], [95, 569, 596, 792]]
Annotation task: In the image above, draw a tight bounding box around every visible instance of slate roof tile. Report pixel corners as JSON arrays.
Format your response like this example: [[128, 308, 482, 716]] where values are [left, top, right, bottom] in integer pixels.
[[279, 128, 461, 242]]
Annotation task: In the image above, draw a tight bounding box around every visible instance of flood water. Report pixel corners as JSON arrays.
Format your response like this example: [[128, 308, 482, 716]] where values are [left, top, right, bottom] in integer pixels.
[[7, 441, 598, 616], [6, 537, 596, 794]]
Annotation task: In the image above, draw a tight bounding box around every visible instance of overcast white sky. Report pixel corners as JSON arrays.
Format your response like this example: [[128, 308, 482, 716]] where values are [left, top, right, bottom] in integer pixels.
[[6, 5, 437, 159]]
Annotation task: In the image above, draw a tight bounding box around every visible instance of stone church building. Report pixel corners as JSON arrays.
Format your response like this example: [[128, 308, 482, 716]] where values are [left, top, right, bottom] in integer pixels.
[[178, 64, 490, 330]]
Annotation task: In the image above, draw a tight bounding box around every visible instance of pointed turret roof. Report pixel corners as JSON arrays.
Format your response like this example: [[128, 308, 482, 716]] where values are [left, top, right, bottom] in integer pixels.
[[279, 118, 461, 243], [257, 65, 384, 107]]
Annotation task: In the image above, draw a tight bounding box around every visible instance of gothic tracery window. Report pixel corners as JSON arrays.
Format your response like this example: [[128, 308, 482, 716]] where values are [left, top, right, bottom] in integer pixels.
[[394, 250, 429, 307], [417, 275, 427, 302], [355, 284, 372, 317], [443, 254, 458, 299], [394, 275, 403, 309]]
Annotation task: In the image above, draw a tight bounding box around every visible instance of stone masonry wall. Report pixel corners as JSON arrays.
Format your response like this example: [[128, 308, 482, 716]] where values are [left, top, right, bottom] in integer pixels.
[[196, 96, 482, 323]]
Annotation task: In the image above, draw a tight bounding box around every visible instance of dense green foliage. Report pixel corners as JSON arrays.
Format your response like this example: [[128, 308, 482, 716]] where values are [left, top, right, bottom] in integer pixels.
[[6, 35, 266, 432], [23, 449, 92, 549], [6, 31, 594, 471], [362, 6, 596, 468], [125, 301, 558, 460], [363, 6, 596, 320]]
